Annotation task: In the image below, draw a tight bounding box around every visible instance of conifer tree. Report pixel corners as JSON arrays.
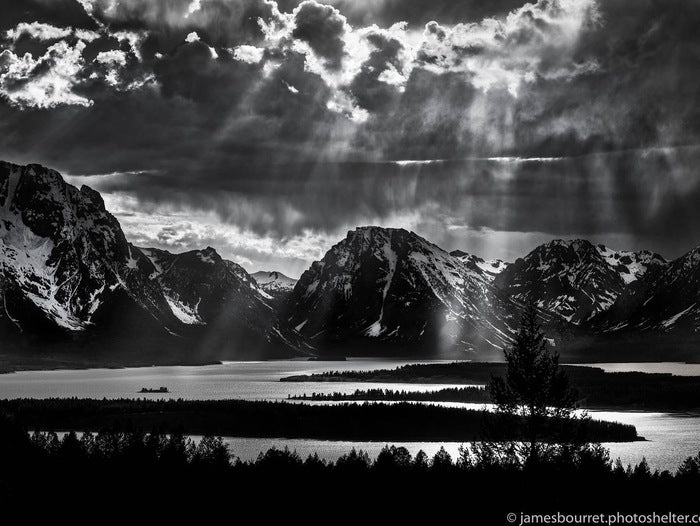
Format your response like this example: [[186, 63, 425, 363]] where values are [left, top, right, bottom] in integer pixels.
[[488, 302, 578, 465]]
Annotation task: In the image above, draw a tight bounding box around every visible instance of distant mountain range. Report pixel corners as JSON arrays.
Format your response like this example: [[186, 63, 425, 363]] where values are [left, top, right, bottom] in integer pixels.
[[2, 161, 699, 363], [251, 271, 298, 301]]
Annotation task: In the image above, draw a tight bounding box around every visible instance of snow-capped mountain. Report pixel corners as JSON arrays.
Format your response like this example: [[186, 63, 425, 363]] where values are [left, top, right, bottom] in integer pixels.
[[0, 161, 178, 342], [283, 227, 528, 356], [136, 246, 307, 356], [595, 245, 668, 285], [140, 246, 263, 325], [494, 240, 666, 324], [450, 251, 507, 280], [251, 271, 298, 300], [593, 246, 700, 333], [0, 161, 302, 358], [3, 159, 699, 362]]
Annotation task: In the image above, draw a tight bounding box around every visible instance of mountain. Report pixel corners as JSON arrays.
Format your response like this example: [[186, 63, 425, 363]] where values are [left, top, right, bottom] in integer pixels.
[[0, 161, 303, 360], [138, 247, 306, 357], [283, 226, 533, 357], [593, 247, 700, 333], [251, 271, 298, 301], [450, 251, 507, 280], [4, 159, 700, 363], [0, 161, 176, 344], [494, 240, 667, 324]]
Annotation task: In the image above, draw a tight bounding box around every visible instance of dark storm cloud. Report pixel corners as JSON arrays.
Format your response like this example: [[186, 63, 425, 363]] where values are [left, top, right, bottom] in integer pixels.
[[0, 0, 98, 32], [54, 150, 700, 256], [348, 28, 407, 112], [292, 1, 348, 70], [276, 0, 528, 28], [2, 0, 700, 270], [82, 0, 276, 49]]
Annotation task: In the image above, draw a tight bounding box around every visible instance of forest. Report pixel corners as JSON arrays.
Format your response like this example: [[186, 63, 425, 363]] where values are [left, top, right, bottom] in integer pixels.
[[283, 362, 700, 411], [0, 414, 699, 517], [0, 398, 639, 442]]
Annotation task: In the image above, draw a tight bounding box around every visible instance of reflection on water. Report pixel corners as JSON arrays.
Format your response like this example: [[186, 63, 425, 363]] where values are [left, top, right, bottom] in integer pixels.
[[3, 359, 700, 471]]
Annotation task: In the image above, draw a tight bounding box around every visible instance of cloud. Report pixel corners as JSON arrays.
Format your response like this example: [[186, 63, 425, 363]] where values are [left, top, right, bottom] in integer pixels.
[[96, 49, 127, 65], [233, 45, 265, 64], [0, 0, 98, 33], [416, 0, 601, 96], [5, 22, 73, 42], [2, 0, 700, 273], [277, 0, 528, 28], [292, 1, 348, 70], [94, 190, 337, 276], [0, 40, 93, 108]]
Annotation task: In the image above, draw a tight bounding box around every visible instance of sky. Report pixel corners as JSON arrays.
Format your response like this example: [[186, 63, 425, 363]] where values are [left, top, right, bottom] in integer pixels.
[[1, 0, 699, 277]]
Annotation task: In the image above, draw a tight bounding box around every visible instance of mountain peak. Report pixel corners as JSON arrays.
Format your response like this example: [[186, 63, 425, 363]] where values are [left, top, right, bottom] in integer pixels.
[[541, 238, 595, 253], [285, 223, 520, 355], [496, 239, 626, 323], [251, 270, 298, 299], [80, 185, 105, 208]]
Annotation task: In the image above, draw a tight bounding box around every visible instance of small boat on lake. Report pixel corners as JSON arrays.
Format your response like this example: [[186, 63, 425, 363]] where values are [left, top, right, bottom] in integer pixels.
[[139, 387, 169, 393]]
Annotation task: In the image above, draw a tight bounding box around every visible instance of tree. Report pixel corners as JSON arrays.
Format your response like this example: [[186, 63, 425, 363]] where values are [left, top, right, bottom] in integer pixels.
[[413, 450, 430, 471], [430, 446, 453, 472], [375, 445, 413, 471], [677, 451, 700, 479], [488, 302, 580, 467]]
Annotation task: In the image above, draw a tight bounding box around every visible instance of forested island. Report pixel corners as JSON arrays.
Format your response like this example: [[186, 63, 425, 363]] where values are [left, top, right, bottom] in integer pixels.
[[283, 362, 700, 412], [0, 398, 639, 442], [289, 387, 491, 403]]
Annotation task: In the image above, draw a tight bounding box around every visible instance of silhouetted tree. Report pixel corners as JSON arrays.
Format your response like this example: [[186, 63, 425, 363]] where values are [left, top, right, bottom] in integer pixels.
[[488, 302, 580, 466], [431, 446, 453, 472], [677, 452, 700, 479], [335, 448, 370, 475], [413, 450, 429, 471], [375, 445, 412, 471]]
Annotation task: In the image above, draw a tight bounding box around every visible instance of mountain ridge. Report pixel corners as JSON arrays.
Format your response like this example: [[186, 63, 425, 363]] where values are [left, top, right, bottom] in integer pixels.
[[493, 239, 668, 325], [0, 160, 304, 360], [2, 160, 700, 364], [284, 226, 530, 356]]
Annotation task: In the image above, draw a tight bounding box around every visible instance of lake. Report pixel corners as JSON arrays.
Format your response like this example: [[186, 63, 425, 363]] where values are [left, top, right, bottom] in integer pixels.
[[0, 358, 469, 400], [2, 359, 699, 472]]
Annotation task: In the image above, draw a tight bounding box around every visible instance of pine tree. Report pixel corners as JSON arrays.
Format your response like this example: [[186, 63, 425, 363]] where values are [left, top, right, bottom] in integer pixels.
[[488, 302, 579, 466]]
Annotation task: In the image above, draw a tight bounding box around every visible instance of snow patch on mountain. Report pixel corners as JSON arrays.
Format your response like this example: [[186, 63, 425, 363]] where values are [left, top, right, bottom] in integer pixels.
[[661, 304, 696, 329], [165, 295, 203, 325], [450, 250, 508, 281], [596, 245, 666, 285], [1, 171, 88, 330], [251, 271, 297, 292], [364, 242, 397, 337]]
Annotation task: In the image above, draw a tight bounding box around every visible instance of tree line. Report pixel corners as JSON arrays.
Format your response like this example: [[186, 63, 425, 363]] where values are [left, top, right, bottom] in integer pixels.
[[283, 361, 700, 412], [0, 397, 639, 442], [1, 415, 700, 513]]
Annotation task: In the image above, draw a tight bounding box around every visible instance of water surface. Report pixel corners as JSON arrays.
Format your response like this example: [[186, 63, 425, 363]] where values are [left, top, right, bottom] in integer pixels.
[[3, 359, 699, 471], [0, 359, 463, 400]]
